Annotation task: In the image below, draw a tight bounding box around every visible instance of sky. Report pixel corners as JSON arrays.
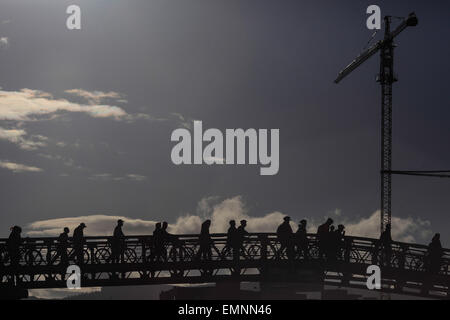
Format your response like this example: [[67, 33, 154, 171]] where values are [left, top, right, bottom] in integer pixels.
[[0, 0, 449, 249]]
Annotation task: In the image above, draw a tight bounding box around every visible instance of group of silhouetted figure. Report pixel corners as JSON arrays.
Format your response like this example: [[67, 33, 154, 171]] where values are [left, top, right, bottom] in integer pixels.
[[4, 217, 444, 274]]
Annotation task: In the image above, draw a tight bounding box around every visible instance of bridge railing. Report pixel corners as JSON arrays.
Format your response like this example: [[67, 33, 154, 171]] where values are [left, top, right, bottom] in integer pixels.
[[0, 233, 448, 276]]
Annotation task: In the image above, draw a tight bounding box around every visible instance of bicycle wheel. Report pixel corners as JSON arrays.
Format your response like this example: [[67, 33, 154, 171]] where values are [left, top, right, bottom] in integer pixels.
[[124, 248, 138, 263], [95, 248, 111, 263]]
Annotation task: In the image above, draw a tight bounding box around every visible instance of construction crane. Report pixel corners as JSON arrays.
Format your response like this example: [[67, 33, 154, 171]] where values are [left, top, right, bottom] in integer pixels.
[[334, 12, 419, 237]]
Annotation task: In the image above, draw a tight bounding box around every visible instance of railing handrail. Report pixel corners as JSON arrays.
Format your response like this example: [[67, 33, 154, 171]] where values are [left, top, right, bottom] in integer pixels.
[[0, 233, 447, 254]]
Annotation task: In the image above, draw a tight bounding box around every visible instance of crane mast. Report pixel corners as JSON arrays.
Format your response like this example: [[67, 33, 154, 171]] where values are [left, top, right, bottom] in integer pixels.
[[334, 12, 418, 237], [379, 16, 395, 234]]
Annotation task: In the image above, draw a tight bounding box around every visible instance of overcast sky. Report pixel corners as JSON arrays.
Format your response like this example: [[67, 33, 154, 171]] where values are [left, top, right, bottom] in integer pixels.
[[0, 0, 449, 246]]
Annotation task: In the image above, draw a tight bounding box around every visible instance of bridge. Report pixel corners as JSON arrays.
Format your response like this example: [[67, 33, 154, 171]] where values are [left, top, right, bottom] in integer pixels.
[[1, 233, 449, 299]]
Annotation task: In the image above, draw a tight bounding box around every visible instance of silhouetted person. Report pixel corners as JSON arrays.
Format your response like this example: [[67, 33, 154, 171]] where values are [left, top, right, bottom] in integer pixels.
[[153, 222, 164, 262], [236, 220, 249, 256], [54, 227, 70, 265], [295, 220, 308, 259], [227, 220, 237, 246], [427, 233, 443, 274], [328, 224, 345, 261], [161, 221, 169, 237], [197, 220, 212, 261], [277, 216, 293, 259], [335, 224, 345, 260], [162, 221, 176, 244], [7, 226, 22, 268], [162, 221, 180, 254], [317, 218, 333, 259], [226, 220, 239, 261], [379, 224, 392, 266], [336, 224, 345, 237], [111, 219, 125, 263], [73, 223, 86, 265]]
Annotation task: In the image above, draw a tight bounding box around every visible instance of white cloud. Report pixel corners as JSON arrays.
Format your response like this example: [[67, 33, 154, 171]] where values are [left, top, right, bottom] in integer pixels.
[[25, 197, 281, 237], [25, 196, 433, 245], [0, 160, 42, 173], [0, 88, 128, 121], [0, 37, 8, 48], [0, 127, 47, 150], [89, 173, 147, 182], [126, 174, 147, 181], [38, 153, 83, 170], [171, 112, 194, 129], [196, 195, 221, 217], [342, 211, 432, 243], [89, 173, 113, 181], [28, 196, 432, 243], [27, 215, 157, 237], [24, 197, 435, 301]]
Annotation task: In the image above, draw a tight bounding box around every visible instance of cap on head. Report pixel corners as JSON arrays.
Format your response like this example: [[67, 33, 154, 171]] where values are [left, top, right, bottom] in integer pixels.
[[283, 216, 291, 222], [117, 219, 124, 224]]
